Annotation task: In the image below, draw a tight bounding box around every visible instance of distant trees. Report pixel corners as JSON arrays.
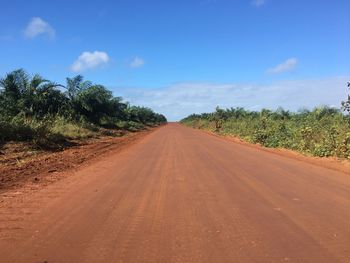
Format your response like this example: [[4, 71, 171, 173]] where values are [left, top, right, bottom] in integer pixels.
[[126, 106, 167, 125], [181, 102, 350, 158], [0, 69, 167, 143]]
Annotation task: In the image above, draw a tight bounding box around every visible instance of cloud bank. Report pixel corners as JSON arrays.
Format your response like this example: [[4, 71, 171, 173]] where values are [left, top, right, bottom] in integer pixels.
[[24, 17, 55, 39], [71, 51, 110, 72], [114, 76, 349, 121], [267, 58, 298, 74]]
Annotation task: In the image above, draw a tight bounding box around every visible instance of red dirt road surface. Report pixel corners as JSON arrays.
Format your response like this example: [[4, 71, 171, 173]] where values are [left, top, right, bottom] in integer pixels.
[[1, 123, 350, 262]]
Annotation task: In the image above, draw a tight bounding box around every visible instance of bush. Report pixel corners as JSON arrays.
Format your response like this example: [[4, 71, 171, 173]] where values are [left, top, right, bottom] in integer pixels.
[[116, 121, 144, 131], [50, 117, 96, 140], [0, 115, 50, 141]]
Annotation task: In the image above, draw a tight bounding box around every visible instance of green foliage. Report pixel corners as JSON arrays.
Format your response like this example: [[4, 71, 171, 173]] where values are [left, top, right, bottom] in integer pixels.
[[50, 117, 97, 139], [181, 105, 350, 158], [74, 85, 126, 125], [210, 106, 227, 131], [116, 120, 145, 132], [126, 106, 167, 125], [0, 69, 66, 119], [0, 69, 167, 145]]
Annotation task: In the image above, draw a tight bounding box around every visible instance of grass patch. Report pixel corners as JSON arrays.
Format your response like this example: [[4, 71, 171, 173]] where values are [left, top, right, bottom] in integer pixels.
[[50, 117, 96, 140]]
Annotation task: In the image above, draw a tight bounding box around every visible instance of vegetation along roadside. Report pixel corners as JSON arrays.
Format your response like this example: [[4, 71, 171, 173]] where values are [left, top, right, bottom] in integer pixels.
[[0, 69, 167, 150], [0, 69, 167, 190], [181, 82, 350, 159]]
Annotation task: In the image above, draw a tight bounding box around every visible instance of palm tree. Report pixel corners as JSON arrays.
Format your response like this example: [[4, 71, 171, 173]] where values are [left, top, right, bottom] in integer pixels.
[[26, 74, 64, 118], [65, 75, 92, 100], [0, 69, 30, 116], [0, 69, 63, 118]]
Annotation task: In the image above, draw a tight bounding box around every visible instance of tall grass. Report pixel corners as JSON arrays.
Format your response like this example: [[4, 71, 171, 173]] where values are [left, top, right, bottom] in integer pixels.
[[0, 115, 98, 148]]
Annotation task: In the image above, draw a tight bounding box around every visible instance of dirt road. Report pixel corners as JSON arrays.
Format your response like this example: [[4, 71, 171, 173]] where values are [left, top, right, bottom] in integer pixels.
[[1, 123, 350, 262]]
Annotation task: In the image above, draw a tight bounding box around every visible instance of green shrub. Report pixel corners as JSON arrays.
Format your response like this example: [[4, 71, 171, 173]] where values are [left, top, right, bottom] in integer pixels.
[[117, 121, 144, 131], [50, 117, 96, 139]]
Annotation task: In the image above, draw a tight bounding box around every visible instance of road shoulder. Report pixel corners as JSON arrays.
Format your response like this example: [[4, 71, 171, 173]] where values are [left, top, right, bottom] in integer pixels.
[[0, 128, 157, 194]]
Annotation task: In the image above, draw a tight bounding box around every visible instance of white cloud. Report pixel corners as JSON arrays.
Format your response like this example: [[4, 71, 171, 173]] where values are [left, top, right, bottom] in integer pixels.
[[113, 76, 349, 121], [252, 0, 265, 7], [24, 17, 55, 39], [70, 51, 110, 72], [129, 57, 145, 68], [267, 58, 298, 74]]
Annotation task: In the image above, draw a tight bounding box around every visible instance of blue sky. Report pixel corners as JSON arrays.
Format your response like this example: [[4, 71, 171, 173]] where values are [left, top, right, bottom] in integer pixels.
[[0, 0, 349, 120]]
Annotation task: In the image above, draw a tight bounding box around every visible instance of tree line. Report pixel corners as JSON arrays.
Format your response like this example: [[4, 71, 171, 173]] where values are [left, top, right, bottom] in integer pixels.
[[0, 69, 166, 145], [181, 84, 350, 158]]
